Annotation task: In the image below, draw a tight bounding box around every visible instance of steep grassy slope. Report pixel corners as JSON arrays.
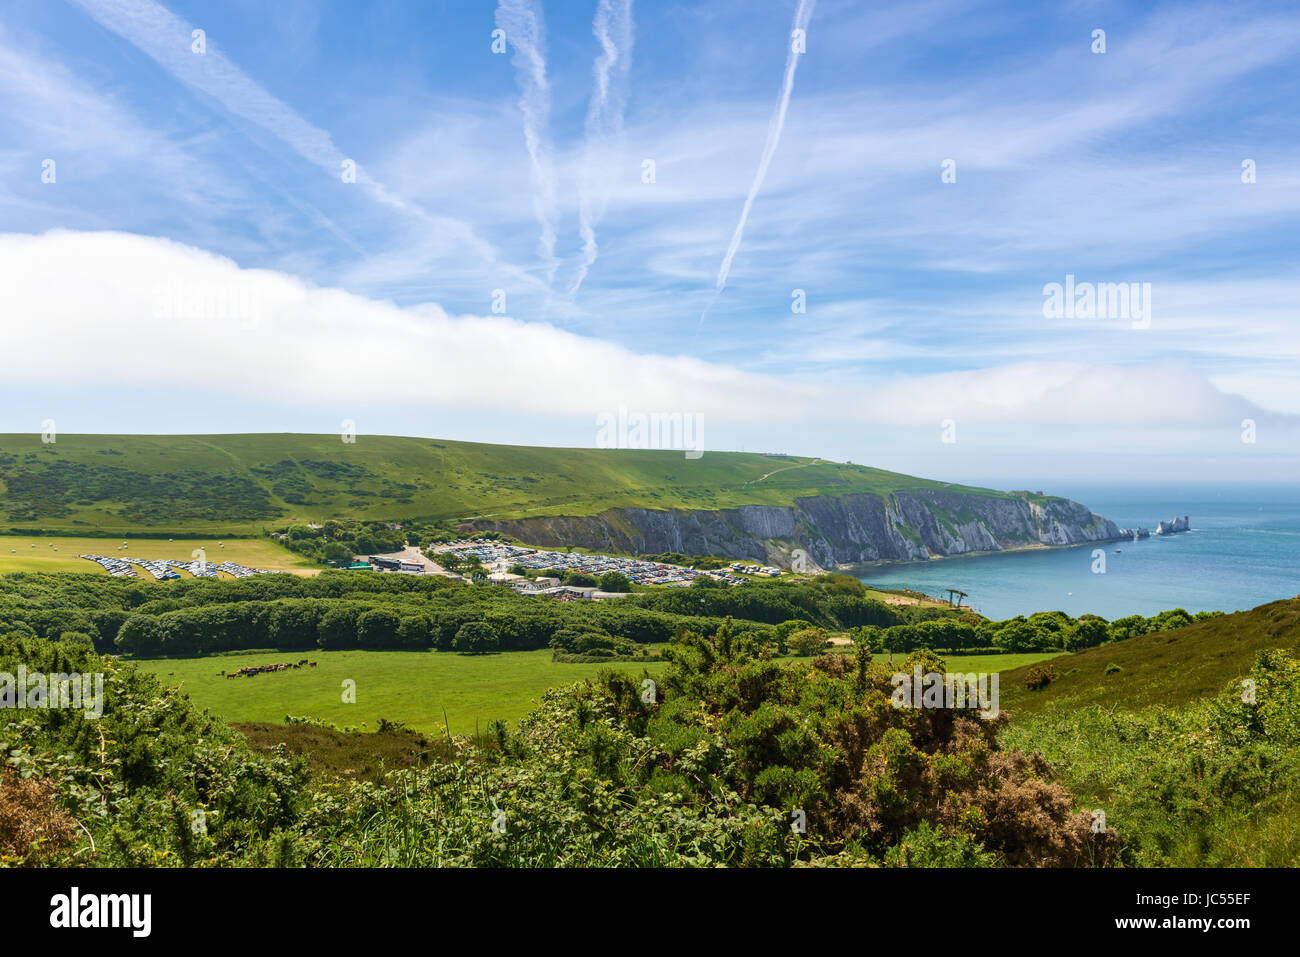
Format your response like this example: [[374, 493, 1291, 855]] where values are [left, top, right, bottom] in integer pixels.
[[0, 433, 1034, 536], [998, 596, 1300, 718]]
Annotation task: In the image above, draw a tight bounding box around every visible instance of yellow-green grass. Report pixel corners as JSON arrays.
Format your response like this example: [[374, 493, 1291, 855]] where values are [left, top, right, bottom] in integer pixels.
[[0, 535, 318, 575], [133, 648, 1056, 736], [874, 651, 1060, 673]]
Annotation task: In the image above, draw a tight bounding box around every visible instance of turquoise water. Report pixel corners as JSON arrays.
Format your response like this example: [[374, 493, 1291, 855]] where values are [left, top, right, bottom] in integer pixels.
[[854, 484, 1300, 620]]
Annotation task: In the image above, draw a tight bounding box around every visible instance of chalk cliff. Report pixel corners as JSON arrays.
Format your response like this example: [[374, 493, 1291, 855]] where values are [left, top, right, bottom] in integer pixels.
[[478, 489, 1124, 570]]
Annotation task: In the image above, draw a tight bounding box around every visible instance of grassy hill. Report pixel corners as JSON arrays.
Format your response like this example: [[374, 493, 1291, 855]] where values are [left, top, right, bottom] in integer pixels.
[[997, 598, 1300, 866], [998, 596, 1300, 719], [0, 433, 1032, 536]]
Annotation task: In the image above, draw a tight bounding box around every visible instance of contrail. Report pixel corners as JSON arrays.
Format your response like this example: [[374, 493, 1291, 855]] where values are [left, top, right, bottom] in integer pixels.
[[569, 0, 634, 298], [495, 0, 559, 286], [703, 0, 816, 322], [65, 0, 541, 289]]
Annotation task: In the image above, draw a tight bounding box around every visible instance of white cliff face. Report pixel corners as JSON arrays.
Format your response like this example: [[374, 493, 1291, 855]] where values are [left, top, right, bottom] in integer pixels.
[[480, 490, 1126, 568]]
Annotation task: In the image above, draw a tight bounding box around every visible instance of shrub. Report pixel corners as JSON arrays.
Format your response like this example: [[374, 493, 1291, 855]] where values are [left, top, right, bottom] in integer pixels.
[[1025, 663, 1057, 691], [1065, 618, 1109, 651], [454, 621, 499, 654], [597, 571, 632, 593], [787, 627, 829, 657], [882, 821, 996, 868], [0, 768, 76, 865]]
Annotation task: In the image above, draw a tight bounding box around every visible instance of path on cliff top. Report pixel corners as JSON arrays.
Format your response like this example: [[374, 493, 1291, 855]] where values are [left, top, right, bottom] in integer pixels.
[[746, 458, 825, 485]]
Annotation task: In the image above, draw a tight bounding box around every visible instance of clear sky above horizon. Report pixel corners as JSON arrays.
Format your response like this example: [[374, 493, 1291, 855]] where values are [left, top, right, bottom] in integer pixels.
[[1, 0, 1297, 488]]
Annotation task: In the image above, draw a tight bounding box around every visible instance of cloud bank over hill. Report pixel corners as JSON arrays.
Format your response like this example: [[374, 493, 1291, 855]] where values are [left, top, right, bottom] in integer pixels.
[[2, 229, 1293, 482]]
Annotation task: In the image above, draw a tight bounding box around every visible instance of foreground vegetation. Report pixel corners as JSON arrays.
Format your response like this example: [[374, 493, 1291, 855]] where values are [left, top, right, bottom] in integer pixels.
[[5, 616, 1296, 867], [1001, 649, 1300, 866], [0, 627, 1105, 867], [2, 565, 1296, 867]]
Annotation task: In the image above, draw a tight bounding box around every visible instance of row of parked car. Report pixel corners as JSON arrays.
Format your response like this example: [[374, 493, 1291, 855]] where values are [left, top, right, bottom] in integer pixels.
[[81, 555, 147, 578], [436, 541, 735, 587], [79, 555, 268, 580]]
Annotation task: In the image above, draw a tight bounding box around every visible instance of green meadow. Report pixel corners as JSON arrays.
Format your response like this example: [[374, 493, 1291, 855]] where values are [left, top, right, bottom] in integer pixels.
[[133, 648, 1058, 735], [134, 649, 669, 735], [0, 535, 317, 575]]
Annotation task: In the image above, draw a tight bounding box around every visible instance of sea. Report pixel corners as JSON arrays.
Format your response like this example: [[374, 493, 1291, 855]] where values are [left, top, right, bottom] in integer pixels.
[[853, 483, 1300, 620]]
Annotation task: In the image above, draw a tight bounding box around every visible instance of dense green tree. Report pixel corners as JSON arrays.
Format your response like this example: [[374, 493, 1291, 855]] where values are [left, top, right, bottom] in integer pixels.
[[787, 627, 829, 657], [357, 608, 402, 649], [115, 614, 163, 656], [396, 615, 432, 649], [597, 571, 632, 593], [454, 621, 498, 654], [318, 606, 359, 649], [1065, 617, 1110, 651]]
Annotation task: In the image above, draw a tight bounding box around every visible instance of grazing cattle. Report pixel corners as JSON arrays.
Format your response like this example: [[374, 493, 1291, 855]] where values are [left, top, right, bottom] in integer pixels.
[[309, 661, 317, 667]]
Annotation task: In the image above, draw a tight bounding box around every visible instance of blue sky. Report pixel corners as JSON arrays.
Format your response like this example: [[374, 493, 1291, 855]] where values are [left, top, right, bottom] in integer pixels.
[[1, 0, 1298, 487]]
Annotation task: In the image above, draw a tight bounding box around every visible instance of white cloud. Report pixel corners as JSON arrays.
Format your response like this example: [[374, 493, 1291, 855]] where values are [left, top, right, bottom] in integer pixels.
[[0, 230, 808, 421], [1, 230, 1292, 460]]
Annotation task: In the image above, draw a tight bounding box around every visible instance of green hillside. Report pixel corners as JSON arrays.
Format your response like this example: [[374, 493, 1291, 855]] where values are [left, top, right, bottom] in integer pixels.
[[0, 433, 1027, 536], [998, 596, 1300, 718]]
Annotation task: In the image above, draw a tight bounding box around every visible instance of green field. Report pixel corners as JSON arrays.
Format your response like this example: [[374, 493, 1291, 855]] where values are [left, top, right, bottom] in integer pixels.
[[0, 535, 318, 575], [878, 651, 1060, 673], [134, 649, 669, 734], [0, 432, 1042, 536], [133, 648, 1059, 735]]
